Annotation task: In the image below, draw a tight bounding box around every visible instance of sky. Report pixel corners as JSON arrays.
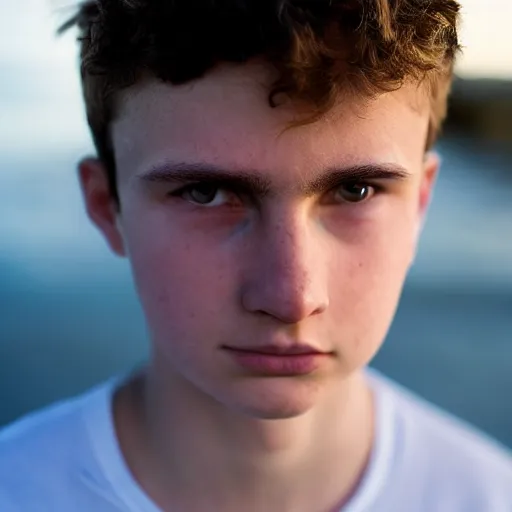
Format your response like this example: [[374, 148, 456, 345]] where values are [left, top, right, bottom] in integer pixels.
[[0, 0, 511, 156]]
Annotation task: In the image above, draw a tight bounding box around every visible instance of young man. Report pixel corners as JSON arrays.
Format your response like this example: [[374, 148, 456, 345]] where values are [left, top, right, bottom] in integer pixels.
[[0, 0, 511, 510]]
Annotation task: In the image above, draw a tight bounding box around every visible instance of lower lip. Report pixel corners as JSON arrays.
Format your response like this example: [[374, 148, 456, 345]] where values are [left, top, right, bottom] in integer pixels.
[[225, 349, 327, 376]]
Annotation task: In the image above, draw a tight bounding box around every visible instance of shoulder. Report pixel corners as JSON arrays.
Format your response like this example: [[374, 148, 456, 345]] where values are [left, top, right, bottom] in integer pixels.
[[0, 392, 86, 466], [0, 380, 115, 508], [369, 369, 512, 510]]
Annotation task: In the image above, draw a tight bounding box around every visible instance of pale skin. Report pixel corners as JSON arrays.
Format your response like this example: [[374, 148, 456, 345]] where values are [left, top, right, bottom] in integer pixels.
[[79, 61, 438, 511]]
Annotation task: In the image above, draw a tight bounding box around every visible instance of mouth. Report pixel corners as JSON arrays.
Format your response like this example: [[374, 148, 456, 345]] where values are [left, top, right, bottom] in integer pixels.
[[222, 344, 330, 356], [221, 344, 332, 376]]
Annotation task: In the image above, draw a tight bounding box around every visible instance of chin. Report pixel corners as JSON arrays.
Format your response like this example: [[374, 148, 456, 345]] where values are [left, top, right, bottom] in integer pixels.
[[223, 378, 325, 420]]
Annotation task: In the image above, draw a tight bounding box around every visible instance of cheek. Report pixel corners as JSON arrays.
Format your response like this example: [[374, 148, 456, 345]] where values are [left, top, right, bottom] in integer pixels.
[[362, 210, 417, 301], [329, 225, 413, 313], [122, 215, 235, 339], [327, 211, 417, 358], [328, 199, 418, 279]]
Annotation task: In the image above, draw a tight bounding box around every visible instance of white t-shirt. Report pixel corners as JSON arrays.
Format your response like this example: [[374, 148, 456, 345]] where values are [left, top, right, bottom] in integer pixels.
[[0, 369, 511, 512]]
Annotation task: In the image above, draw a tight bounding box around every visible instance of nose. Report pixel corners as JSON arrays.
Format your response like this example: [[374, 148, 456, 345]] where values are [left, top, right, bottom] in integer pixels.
[[240, 214, 329, 324]]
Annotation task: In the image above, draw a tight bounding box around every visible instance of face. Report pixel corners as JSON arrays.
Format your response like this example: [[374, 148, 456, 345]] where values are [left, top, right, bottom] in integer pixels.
[[80, 62, 438, 419]]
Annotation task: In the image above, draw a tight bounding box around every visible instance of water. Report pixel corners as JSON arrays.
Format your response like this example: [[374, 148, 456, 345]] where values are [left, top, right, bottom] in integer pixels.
[[1, 137, 511, 448]]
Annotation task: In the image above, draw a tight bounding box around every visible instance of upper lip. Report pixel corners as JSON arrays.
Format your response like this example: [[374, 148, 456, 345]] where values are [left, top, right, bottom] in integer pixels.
[[223, 344, 328, 355]]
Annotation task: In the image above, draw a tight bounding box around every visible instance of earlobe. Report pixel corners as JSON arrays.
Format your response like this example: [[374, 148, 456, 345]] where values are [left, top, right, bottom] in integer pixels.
[[78, 158, 126, 257]]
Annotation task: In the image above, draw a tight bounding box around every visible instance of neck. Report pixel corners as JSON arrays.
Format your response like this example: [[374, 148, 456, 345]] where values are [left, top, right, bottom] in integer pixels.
[[114, 363, 375, 512]]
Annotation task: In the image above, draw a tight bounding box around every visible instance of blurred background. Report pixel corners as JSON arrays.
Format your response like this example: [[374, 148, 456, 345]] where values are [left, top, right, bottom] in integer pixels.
[[1, 1, 511, 448]]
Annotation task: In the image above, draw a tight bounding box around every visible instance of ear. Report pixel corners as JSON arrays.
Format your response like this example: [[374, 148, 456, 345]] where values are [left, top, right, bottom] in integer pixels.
[[78, 157, 126, 257], [418, 152, 440, 222], [411, 152, 440, 261]]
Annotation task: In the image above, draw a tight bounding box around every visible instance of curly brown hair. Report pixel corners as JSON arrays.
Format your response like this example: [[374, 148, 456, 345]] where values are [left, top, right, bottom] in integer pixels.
[[60, 0, 461, 202]]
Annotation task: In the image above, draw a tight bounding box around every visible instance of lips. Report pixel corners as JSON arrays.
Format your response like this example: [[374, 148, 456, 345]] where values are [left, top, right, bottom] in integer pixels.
[[222, 344, 330, 376], [222, 344, 328, 356]]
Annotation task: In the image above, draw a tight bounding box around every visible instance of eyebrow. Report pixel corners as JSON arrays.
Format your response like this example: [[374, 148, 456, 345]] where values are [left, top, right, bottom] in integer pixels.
[[137, 161, 411, 197]]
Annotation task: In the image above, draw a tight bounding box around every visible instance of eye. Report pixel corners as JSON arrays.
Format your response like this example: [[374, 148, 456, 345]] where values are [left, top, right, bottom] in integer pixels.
[[183, 184, 220, 205], [333, 182, 376, 204], [173, 183, 239, 207]]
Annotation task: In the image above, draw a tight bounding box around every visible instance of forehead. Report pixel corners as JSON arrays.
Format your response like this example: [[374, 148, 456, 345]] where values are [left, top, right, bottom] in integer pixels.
[[111, 63, 429, 178]]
